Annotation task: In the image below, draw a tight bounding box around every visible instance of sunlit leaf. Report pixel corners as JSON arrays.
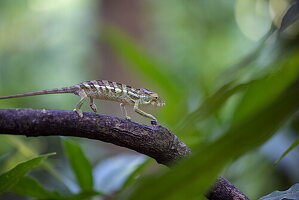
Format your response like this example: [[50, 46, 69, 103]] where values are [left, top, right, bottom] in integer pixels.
[[275, 138, 299, 165], [64, 139, 93, 192], [10, 176, 62, 199], [118, 158, 151, 193], [5, 135, 37, 158], [0, 153, 55, 194], [94, 154, 146, 194], [258, 183, 299, 200], [0, 152, 15, 173]]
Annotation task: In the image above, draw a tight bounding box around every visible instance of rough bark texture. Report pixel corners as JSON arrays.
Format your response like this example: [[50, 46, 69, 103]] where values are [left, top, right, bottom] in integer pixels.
[[0, 108, 250, 200], [206, 177, 250, 200]]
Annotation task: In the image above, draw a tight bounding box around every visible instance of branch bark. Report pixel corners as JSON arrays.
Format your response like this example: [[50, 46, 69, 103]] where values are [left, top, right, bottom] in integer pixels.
[[0, 108, 249, 200]]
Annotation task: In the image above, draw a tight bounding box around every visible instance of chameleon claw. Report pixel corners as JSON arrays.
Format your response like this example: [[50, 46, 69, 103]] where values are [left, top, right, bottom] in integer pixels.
[[90, 104, 97, 113], [73, 109, 84, 118], [125, 116, 131, 121], [151, 120, 158, 125]]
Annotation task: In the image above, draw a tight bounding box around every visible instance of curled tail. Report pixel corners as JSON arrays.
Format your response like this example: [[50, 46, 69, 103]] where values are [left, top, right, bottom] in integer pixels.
[[0, 86, 77, 100]]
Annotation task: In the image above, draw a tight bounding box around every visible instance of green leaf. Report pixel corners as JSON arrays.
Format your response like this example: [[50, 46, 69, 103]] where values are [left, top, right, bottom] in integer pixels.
[[0, 152, 14, 173], [4, 136, 71, 191], [176, 80, 253, 132], [275, 138, 299, 165], [63, 190, 105, 200], [233, 52, 299, 125], [64, 139, 93, 192], [127, 62, 299, 199], [102, 25, 182, 99], [0, 153, 55, 194], [11, 176, 105, 200], [258, 183, 299, 200], [119, 158, 151, 192], [10, 176, 62, 199]]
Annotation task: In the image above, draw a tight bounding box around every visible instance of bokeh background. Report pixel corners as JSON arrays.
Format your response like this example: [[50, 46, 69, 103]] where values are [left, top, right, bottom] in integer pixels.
[[1, 0, 299, 199]]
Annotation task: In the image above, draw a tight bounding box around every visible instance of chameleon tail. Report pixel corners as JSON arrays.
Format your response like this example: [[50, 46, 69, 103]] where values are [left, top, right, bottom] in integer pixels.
[[0, 86, 77, 100]]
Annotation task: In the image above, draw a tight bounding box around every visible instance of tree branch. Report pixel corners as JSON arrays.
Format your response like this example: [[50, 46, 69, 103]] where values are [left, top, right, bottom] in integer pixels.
[[206, 177, 250, 200], [0, 108, 190, 165], [0, 108, 249, 200]]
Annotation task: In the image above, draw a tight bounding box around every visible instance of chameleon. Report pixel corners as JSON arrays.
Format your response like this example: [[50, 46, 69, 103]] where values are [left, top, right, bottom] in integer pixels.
[[0, 80, 165, 121]]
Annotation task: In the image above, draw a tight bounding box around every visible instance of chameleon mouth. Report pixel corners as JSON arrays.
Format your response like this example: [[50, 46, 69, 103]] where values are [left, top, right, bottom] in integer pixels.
[[157, 101, 165, 107]]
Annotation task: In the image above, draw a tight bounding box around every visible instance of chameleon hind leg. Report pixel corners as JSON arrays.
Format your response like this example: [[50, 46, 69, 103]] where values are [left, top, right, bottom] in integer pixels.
[[120, 103, 131, 120], [133, 101, 157, 122], [73, 91, 87, 117], [89, 98, 98, 112]]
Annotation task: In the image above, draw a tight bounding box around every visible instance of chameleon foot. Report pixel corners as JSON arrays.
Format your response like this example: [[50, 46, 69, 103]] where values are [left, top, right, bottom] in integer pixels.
[[151, 120, 158, 125], [73, 109, 83, 118], [125, 116, 131, 121], [90, 104, 97, 113]]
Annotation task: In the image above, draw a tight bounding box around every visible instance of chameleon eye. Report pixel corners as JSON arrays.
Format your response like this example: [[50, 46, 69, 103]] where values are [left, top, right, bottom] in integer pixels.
[[150, 93, 159, 98]]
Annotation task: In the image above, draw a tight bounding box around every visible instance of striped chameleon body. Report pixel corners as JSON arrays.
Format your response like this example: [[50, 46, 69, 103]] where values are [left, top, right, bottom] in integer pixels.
[[0, 80, 165, 121]]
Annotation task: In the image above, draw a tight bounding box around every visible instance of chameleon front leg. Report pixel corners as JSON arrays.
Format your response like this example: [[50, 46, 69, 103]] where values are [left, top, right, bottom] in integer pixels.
[[133, 101, 157, 122], [120, 103, 131, 120], [73, 92, 87, 117], [89, 97, 98, 113]]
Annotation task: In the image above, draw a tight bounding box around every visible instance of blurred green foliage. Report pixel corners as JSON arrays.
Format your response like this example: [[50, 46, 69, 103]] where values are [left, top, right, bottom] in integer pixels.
[[0, 153, 55, 194], [64, 139, 93, 192], [1, 0, 299, 199]]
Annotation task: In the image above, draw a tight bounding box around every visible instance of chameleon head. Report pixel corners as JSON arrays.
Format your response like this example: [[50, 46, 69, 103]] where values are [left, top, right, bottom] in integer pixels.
[[149, 92, 165, 107], [139, 88, 165, 107]]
